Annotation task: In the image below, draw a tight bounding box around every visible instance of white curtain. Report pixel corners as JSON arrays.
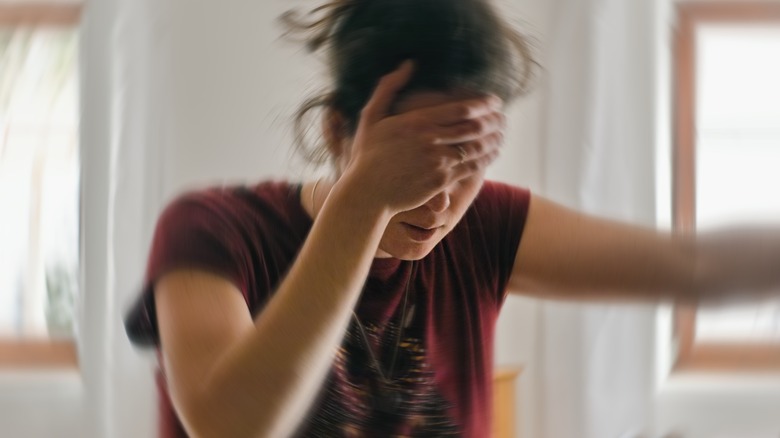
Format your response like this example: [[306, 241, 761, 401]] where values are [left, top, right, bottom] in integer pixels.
[[537, 0, 660, 437], [79, 0, 318, 436], [80, 0, 162, 436]]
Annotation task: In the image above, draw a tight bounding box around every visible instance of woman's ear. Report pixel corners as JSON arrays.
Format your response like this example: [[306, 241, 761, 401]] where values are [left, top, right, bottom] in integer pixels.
[[322, 109, 348, 159]]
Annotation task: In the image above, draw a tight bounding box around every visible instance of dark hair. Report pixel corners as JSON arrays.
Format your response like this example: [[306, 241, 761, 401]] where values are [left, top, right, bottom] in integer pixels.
[[280, 0, 538, 166]]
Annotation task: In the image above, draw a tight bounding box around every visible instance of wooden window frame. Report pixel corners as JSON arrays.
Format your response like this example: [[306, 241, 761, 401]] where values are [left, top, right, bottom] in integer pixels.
[[673, 1, 780, 373], [0, 2, 81, 369], [0, 3, 81, 26], [0, 340, 78, 369]]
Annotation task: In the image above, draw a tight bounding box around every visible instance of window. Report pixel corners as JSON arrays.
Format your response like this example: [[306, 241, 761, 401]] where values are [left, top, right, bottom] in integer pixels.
[[673, 2, 780, 372], [0, 3, 81, 368]]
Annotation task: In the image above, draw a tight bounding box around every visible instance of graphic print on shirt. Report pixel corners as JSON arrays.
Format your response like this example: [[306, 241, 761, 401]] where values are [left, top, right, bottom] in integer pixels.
[[295, 318, 461, 437]]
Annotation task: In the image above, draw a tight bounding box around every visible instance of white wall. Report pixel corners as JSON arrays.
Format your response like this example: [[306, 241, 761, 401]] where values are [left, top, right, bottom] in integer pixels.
[[158, 1, 321, 193], [0, 372, 83, 437], [490, 0, 551, 436]]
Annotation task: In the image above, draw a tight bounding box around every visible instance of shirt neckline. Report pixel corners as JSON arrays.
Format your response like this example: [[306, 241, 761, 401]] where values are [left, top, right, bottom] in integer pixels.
[[284, 181, 404, 278]]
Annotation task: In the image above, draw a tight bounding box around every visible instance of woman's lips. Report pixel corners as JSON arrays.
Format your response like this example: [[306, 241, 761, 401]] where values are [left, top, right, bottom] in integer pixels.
[[402, 223, 440, 242]]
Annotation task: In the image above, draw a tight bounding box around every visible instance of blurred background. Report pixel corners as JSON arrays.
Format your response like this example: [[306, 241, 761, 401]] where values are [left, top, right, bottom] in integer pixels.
[[2, 0, 780, 437]]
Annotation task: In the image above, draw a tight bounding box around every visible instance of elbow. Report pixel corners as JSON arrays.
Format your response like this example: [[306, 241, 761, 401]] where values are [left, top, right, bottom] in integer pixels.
[[174, 395, 239, 438], [177, 380, 305, 438], [173, 388, 273, 438]]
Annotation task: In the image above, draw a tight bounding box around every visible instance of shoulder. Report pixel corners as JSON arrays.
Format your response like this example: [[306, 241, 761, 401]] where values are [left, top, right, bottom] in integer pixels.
[[161, 180, 295, 215], [471, 179, 532, 217], [148, 179, 305, 281], [440, 180, 533, 304], [478, 179, 531, 198], [126, 181, 301, 347], [451, 179, 533, 250], [156, 180, 302, 230]]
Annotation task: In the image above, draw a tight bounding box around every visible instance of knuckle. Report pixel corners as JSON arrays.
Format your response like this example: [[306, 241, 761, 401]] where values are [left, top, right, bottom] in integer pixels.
[[419, 130, 439, 145], [490, 130, 503, 145], [455, 104, 473, 119], [482, 133, 495, 146], [498, 113, 508, 128]]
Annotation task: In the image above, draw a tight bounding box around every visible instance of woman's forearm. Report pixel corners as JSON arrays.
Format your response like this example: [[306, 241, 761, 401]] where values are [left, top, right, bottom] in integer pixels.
[[693, 228, 780, 300], [192, 178, 391, 437]]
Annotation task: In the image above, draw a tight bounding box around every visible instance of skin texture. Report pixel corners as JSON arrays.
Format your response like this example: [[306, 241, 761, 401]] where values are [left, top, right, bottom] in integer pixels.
[[510, 198, 780, 303], [508, 196, 697, 302]]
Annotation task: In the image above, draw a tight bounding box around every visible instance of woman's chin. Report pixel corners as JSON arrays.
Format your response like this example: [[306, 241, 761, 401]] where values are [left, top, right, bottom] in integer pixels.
[[377, 240, 439, 261]]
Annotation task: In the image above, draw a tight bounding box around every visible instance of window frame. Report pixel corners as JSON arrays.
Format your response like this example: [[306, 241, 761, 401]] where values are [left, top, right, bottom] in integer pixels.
[[0, 2, 81, 370], [0, 3, 80, 26], [673, 1, 780, 373]]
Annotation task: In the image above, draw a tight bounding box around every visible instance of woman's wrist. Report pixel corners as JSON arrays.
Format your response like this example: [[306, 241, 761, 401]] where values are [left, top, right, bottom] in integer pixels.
[[326, 170, 395, 228]]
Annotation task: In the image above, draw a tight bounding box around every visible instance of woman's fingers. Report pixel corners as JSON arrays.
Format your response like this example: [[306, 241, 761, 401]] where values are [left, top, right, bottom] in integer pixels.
[[361, 60, 416, 125], [432, 111, 506, 145], [451, 148, 501, 181], [408, 95, 502, 126], [441, 129, 505, 164], [346, 82, 504, 213]]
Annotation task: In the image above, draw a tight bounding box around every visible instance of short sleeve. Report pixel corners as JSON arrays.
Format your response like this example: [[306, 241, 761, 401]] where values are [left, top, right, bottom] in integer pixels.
[[473, 181, 531, 303], [124, 191, 254, 347]]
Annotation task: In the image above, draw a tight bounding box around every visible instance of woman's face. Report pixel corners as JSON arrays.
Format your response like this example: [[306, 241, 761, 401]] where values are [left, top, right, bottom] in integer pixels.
[[339, 89, 491, 260]]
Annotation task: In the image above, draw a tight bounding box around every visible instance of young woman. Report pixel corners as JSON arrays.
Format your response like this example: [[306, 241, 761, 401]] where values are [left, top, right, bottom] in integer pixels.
[[125, 0, 780, 437]]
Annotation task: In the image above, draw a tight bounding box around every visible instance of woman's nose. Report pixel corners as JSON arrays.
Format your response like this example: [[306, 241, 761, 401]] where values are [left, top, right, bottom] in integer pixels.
[[424, 191, 450, 213]]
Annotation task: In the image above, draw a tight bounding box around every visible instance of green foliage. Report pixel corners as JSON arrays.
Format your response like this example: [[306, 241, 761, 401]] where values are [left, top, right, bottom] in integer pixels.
[[45, 262, 77, 339]]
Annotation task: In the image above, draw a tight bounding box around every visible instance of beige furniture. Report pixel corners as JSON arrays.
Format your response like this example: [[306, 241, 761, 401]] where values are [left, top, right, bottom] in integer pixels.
[[493, 366, 523, 438]]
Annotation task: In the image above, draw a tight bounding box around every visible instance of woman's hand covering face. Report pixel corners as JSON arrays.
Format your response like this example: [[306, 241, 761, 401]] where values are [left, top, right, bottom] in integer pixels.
[[340, 60, 506, 216]]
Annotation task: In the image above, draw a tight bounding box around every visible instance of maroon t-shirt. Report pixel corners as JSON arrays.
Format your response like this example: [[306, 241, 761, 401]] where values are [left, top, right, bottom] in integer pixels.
[[125, 180, 530, 437]]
